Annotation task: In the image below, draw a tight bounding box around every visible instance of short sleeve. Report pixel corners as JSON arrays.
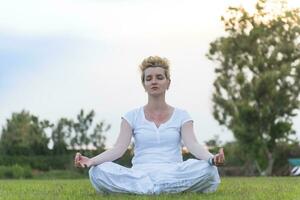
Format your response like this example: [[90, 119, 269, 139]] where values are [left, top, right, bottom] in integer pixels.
[[121, 109, 137, 129], [180, 110, 193, 126]]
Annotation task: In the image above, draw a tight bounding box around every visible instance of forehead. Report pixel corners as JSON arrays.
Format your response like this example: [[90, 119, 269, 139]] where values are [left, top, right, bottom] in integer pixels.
[[144, 67, 165, 76]]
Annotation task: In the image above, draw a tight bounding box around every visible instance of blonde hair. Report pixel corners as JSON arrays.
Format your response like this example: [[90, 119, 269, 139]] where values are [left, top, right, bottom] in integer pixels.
[[139, 56, 170, 84]]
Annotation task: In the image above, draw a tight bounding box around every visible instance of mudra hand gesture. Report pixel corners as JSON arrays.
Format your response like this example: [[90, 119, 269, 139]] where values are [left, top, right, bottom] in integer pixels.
[[74, 152, 92, 168], [212, 148, 225, 166]]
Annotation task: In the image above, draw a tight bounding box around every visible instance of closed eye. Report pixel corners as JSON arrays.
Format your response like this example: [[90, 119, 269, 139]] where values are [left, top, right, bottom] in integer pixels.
[[146, 76, 152, 81], [145, 74, 165, 81], [156, 75, 164, 80]]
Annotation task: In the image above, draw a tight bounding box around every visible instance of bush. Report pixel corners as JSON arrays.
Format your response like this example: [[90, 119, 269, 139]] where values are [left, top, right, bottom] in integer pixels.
[[0, 164, 32, 179], [0, 166, 13, 178], [0, 155, 74, 171]]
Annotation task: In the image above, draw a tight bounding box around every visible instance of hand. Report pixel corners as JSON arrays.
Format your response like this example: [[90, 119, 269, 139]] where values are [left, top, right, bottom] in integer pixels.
[[74, 152, 92, 168], [213, 148, 225, 166]]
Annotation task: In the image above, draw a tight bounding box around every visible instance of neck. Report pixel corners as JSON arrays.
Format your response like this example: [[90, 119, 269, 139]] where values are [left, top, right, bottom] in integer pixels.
[[146, 94, 168, 112]]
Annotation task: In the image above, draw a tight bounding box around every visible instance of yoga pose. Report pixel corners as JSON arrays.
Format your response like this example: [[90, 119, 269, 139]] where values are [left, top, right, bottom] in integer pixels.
[[74, 56, 225, 194]]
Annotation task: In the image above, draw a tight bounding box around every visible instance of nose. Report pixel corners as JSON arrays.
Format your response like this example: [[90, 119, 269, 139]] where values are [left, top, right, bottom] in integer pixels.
[[151, 78, 158, 85]]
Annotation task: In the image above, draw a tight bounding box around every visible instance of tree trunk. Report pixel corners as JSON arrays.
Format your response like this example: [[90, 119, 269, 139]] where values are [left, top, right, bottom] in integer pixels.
[[265, 150, 275, 176], [254, 160, 263, 175]]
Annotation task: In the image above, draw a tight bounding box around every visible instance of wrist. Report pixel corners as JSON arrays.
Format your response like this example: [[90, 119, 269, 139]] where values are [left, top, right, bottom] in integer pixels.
[[208, 156, 215, 166], [90, 159, 95, 166]]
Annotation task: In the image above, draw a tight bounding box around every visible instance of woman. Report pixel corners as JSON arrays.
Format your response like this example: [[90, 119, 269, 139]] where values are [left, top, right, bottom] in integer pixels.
[[74, 56, 225, 195]]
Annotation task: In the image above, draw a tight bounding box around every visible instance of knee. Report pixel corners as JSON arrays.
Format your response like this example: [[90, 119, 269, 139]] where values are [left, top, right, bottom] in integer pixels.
[[89, 166, 95, 180], [203, 166, 220, 193], [206, 165, 219, 181], [89, 166, 102, 181], [88, 163, 111, 179], [88, 166, 107, 194]]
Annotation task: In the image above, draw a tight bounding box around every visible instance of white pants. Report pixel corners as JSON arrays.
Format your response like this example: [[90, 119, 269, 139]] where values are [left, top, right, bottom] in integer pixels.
[[89, 159, 220, 195]]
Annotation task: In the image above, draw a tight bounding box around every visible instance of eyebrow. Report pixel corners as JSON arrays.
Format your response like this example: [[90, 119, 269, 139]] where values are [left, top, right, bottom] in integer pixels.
[[145, 74, 164, 77]]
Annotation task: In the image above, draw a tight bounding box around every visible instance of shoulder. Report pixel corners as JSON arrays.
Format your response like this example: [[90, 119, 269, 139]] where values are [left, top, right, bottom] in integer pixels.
[[173, 107, 193, 125], [124, 107, 142, 117], [174, 107, 190, 116], [122, 107, 143, 129]]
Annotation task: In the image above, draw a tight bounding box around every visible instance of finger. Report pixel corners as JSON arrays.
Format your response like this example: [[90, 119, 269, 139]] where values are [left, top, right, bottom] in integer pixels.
[[218, 152, 223, 162], [220, 153, 225, 162], [78, 154, 83, 162], [75, 152, 81, 162], [213, 155, 218, 165], [75, 161, 81, 168], [75, 158, 81, 164], [220, 150, 225, 162], [75, 158, 80, 166], [218, 156, 225, 166], [74, 155, 79, 165], [215, 154, 221, 164], [219, 148, 224, 155], [219, 148, 225, 162], [215, 158, 222, 166], [217, 155, 224, 165], [79, 162, 85, 168], [214, 157, 220, 166]]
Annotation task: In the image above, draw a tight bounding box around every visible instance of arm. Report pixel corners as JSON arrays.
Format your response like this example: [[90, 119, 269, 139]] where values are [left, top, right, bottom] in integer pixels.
[[181, 121, 213, 160], [181, 121, 225, 166], [75, 119, 132, 168]]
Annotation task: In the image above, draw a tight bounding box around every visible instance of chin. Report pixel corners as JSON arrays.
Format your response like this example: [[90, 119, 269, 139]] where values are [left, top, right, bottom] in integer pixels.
[[148, 91, 165, 97]]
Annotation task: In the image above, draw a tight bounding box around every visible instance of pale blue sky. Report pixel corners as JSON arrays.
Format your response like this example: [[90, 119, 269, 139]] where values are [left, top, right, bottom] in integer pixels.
[[1, 0, 299, 147]]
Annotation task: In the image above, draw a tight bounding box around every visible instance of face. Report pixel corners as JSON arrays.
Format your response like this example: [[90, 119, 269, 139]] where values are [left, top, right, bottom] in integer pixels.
[[143, 67, 170, 96]]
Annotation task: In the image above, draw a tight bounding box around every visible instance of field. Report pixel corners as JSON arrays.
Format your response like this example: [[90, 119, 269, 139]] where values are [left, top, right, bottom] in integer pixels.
[[0, 177, 300, 200]]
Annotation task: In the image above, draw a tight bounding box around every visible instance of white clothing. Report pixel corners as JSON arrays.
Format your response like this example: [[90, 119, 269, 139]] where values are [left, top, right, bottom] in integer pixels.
[[124, 107, 191, 165], [89, 107, 220, 194]]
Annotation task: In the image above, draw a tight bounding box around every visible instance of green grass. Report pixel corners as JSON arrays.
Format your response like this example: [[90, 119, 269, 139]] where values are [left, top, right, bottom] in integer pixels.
[[0, 177, 299, 200]]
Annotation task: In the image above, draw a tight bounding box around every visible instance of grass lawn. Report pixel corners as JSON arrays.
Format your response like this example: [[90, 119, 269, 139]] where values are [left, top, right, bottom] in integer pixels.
[[0, 177, 299, 200]]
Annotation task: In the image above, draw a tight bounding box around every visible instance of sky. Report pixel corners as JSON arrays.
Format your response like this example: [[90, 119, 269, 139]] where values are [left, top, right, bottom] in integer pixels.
[[1, 0, 300, 148]]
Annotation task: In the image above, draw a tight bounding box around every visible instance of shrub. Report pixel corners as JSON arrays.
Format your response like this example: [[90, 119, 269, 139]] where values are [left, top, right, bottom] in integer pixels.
[[0, 155, 74, 171], [0, 165, 13, 178], [0, 164, 32, 179]]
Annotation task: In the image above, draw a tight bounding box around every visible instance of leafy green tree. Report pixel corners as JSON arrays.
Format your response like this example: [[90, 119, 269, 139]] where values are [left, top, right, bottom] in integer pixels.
[[70, 109, 94, 150], [205, 135, 222, 150], [90, 121, 110, 151], [51, 118, 72, 154], [207, 0, 300, 175], [204, 135, 223, 157], [0, 110, 51, 155], [70, 109, 110, 151]]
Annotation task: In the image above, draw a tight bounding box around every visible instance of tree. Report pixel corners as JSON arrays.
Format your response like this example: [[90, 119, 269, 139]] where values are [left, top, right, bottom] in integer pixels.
[[205, 134, 223, 154], [207, 0, 300, 175], [70, 109, 94, 150], [0, 110, 51, 155], [90, 121, 110, 151], [70, 109, 110, 151], [51, 118, 72, 154]]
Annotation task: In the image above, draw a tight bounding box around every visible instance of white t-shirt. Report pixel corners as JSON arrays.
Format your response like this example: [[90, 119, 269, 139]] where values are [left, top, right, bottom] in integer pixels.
[[122, 107, 193, 165]]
